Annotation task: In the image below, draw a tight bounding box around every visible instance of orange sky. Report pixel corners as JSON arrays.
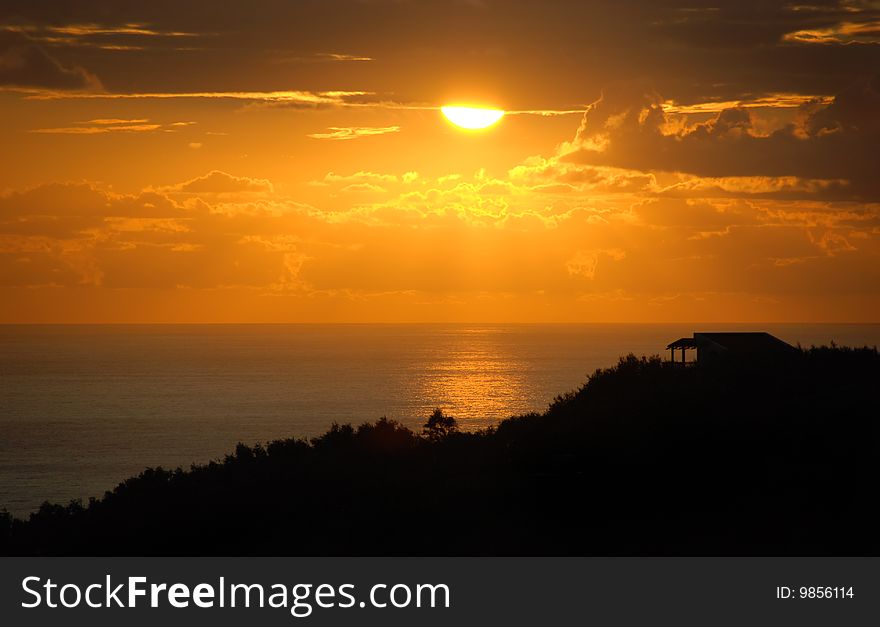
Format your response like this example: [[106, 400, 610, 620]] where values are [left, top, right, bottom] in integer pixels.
[[1, 1, 878, 322]]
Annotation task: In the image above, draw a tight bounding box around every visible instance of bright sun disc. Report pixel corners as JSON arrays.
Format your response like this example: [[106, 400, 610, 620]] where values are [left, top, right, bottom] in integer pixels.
[[441, 106, 505, 129]]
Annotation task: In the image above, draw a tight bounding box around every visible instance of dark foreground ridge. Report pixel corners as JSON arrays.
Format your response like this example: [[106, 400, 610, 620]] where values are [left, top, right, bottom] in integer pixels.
[[1, 346, 877, 556]]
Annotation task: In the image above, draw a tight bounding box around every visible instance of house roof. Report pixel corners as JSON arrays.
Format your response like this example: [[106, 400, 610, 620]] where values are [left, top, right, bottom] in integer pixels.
[[667, 337, 699, 349], [668, 332, 796, 353], [694, 332, 797, 354]]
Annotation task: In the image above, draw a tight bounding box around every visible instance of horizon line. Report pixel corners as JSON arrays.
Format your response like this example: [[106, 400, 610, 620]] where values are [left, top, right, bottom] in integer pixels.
[[0, 321, 877, 326]]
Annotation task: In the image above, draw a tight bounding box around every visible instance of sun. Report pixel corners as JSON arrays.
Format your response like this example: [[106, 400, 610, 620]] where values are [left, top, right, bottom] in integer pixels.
[[441, 105, 505, 130]]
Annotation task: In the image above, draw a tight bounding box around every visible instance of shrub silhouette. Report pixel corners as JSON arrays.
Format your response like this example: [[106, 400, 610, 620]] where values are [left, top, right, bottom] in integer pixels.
[[1, 345, 877, 556]]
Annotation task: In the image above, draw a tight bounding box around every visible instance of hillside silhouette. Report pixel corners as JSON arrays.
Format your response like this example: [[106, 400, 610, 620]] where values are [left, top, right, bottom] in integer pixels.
[[1, 345, 877, 556]]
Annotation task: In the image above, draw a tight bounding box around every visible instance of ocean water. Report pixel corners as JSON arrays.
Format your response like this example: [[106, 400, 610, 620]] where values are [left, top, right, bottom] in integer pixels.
[[1, 323, 878, 516]]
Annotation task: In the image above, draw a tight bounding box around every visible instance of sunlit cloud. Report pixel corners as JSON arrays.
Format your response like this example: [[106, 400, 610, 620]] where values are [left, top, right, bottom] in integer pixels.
[[268, 51, 374, 64], [564, 78, 880, 200], [342, 182, 387, 193], [17, 87, 587, 119], [1, 166, 877, 321], [30, 123, 162, 134], [662, 93, 834, 114], [28, 118, 198, 134], [3, 23, 202, 38], [783, 20, 880, 44], [1, 22, 208, 52], [566, 248, 627, 280], [165, 170, 274, 194], [307, 126, 401, 140], [1, 22, 204, 49], [315, 53, 373, 62], [84, 118, 149, 125], [321, 171, 400, 184], [506, 109, 584, 117], [21, 89, 375, 104]]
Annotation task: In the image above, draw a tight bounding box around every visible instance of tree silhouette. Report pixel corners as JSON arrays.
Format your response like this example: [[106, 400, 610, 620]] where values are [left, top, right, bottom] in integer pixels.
[[422, 408, 458, 441]]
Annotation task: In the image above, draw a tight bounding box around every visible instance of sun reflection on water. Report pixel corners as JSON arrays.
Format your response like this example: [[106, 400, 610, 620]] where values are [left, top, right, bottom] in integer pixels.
[[415, 327, 529, 429]]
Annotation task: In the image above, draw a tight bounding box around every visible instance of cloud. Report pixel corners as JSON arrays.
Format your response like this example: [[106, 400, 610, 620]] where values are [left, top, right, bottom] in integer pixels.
[[0, 30, 100, 90], [25, 89, 375, 104], [30, 123, 162, 134], [0, 21, 207, 54], [0, 167, 877, 320], [0, 0, 878, 111], [314, 52, 372, 62], [170, 171, 274, 194], [19, 87, 583, 120], [0, 182, 185, 238], [509, 158, 656, 195], [271, 52, 373, 63], [0, 181, 300, 288], [341, 183, 387, 194], [507, 109, 584, 117], [649, 1, 880, 52], [566, 248, 627, 280], [307, 125, 401, 140], [86, 118, 149, 124], [661, 93, 833, 114], [564, 76, 880, 200], [655, 174, 853, 201], [28, 117, 195, 134], [3, 23, 201, 39], [783, 20, 880, 45], [321, 171, 399, 184]]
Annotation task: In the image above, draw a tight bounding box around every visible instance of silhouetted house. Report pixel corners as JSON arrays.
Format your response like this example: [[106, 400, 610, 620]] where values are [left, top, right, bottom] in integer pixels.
[[666, 332, 797, 364]]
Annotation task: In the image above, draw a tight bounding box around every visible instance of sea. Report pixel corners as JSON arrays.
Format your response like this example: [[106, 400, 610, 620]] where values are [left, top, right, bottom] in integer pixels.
[[1, 323, 878, 517]]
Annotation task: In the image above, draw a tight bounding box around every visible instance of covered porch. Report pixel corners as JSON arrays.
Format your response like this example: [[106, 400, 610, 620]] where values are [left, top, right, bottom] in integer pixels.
[[666, 337, 698, 364]]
